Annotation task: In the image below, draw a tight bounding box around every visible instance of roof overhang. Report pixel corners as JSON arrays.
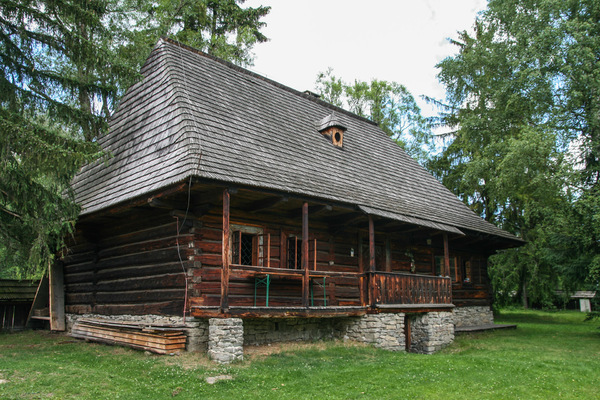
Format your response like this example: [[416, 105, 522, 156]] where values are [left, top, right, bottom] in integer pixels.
[[359, 205, 465, 236]]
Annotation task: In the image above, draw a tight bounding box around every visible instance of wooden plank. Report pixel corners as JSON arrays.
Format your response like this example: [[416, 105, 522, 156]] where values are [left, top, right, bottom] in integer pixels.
[[221, 188, 230, 312], [302, 202, 309, 308], [72, 326, 186, 347], [50, 261, 65, 331], [74, 324, 186, 343], [443, 233, 450, 277], [368, 215, 375, 307]]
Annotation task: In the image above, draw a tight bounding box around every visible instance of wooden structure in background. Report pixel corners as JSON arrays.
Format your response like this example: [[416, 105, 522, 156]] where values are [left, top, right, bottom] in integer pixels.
[[0, 279, 38, 331], [59, 39, 523, 338]]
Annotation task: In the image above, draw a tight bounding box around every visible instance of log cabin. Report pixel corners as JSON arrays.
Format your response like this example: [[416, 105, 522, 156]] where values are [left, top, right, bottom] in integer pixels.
[[58, 38, 522, 362]]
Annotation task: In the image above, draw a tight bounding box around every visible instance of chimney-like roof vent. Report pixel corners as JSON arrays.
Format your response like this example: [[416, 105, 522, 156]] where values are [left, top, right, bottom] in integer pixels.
[[304, 90, 321, 98], [316, 113, 346, 148]]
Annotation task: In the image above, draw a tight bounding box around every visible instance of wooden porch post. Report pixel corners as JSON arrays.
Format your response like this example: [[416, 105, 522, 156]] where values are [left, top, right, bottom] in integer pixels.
[[443, 233, 450, 277], [49, 260, 65, 331], [368, 215, 375, 307], [302, 202, 310, 307], [358, 233, 365, 306], [220, 188, 230, 313]]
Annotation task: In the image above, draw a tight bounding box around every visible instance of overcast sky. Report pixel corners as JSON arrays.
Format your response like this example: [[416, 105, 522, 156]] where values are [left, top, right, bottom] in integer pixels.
[[244, 0, 487, 117]]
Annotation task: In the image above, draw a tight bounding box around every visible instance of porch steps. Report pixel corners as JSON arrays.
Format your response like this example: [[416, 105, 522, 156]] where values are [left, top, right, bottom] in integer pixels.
[[455, 323, 517, 333]]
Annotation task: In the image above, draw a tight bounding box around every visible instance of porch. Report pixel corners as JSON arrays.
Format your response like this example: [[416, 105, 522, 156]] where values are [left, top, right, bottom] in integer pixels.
[[190, 265, 453, 318], [190, 187, 455, 318]]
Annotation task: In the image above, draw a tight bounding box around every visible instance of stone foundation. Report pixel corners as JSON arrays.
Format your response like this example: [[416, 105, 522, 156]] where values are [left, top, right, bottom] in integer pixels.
[[207, 318, 244, 363], [341, 313, 405, 351], [67, 310, 459, 362], [65, 313, 209, 352], [409, 311, 454, 354], [452, 306, 494, 328], [244, 318, 339, 345]]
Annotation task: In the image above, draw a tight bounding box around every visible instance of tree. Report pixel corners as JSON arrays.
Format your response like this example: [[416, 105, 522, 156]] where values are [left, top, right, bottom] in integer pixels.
[[123, 0, 270, 68], [315, 69, 434, 165], [0, 1, 271, 278], [433, 0, 600, 307], [0, 0, 123, 276]]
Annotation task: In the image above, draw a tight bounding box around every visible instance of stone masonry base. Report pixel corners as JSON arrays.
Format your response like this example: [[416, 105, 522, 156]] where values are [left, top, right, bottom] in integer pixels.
[[452, 306, 494, 328], [409, 311, 454, 354], [341, 314, 405, 351], [66, 310, 460, 363]]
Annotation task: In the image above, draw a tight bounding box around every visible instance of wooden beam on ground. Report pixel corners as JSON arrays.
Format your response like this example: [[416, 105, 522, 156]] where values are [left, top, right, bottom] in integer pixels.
[[49, 261, 65, 331], [220, 189, 230, 313], [302, 202, 309, 308]]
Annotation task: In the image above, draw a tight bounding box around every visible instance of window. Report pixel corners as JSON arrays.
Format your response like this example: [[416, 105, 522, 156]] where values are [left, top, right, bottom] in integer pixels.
[[233, 232, 255, 265], [463, 260, 472, 284], [434, 256, 457, 282], [287, 236, 302, 269], [230, 225, 263, 266]]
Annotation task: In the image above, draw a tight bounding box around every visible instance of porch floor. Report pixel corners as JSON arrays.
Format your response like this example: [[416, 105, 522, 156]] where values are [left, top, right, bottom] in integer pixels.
[[455, 323, 517, 333], [190, 306, 367, 318]]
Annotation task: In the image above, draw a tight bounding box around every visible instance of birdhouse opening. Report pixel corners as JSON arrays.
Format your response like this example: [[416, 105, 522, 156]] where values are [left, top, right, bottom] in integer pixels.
[[316, 113, 346, 148]]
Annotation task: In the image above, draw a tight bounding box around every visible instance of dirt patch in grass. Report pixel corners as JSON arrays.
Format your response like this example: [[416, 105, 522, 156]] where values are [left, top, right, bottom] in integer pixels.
[[244, 339, 367, 361]]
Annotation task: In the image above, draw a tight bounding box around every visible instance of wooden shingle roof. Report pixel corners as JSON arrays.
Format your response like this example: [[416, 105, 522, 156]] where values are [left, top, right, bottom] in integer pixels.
[[71, 38, 521, 244]]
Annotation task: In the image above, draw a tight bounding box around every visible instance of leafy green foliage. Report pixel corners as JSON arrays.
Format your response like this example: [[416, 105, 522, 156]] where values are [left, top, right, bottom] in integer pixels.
[[433, 0, 600, 307], [315, 69, 434, 165]]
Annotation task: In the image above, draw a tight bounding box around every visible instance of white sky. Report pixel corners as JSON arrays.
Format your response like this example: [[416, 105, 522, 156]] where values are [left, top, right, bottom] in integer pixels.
[[244, 0, 487, 117]]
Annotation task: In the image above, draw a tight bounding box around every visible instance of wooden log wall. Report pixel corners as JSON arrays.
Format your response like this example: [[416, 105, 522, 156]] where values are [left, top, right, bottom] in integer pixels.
[[452, 256, 493, 307], [189, 212, 362, 308], [63, 212, 193, 316], [63, 197, 494, 316]]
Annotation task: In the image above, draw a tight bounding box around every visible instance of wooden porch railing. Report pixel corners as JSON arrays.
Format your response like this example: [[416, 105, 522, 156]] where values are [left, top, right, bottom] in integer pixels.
[[371, 272, 452, 305]]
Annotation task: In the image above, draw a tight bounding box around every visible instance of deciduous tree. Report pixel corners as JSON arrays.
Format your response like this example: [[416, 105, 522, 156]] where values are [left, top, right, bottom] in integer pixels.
[[433, 0, 600, 307], [316, 69, 434, 165]]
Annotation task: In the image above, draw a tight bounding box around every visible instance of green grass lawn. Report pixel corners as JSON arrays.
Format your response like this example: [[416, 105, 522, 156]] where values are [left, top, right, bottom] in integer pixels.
[[1, 310, 598, 399]]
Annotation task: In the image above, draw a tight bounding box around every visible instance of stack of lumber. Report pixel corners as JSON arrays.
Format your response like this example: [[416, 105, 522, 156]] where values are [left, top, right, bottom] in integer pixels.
[[70, 318, 187, 354]]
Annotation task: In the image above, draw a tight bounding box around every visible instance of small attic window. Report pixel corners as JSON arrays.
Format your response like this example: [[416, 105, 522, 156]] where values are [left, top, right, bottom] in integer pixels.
[[316, 112, 346, 148]]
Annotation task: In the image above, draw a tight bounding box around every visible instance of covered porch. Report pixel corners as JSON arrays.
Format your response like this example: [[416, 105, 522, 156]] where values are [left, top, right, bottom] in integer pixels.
[[189, 186, 455, 319]]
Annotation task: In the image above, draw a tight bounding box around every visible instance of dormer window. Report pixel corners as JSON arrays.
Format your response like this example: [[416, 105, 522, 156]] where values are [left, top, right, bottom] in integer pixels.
[[316, 112, 346, 148]]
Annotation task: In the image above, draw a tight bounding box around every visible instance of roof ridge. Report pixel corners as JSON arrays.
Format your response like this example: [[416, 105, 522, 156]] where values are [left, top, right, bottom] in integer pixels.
[[159, 37, 378, 127]]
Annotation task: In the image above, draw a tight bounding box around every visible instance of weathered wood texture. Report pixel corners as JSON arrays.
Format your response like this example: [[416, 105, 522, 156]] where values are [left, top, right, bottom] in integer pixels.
[[63, 190, 495, 317], [191, 210, 362, 308], [49, 261, 65, 331], [63, 213, 190, 316], [71, 318, 186, 354], [371, 272, 452, 305]]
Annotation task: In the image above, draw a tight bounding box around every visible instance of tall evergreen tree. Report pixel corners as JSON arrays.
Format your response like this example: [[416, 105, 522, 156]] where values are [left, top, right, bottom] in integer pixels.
[[122, 0, 270, 68], [433, 0, 600, 307], [0, 0, 127, 275]]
